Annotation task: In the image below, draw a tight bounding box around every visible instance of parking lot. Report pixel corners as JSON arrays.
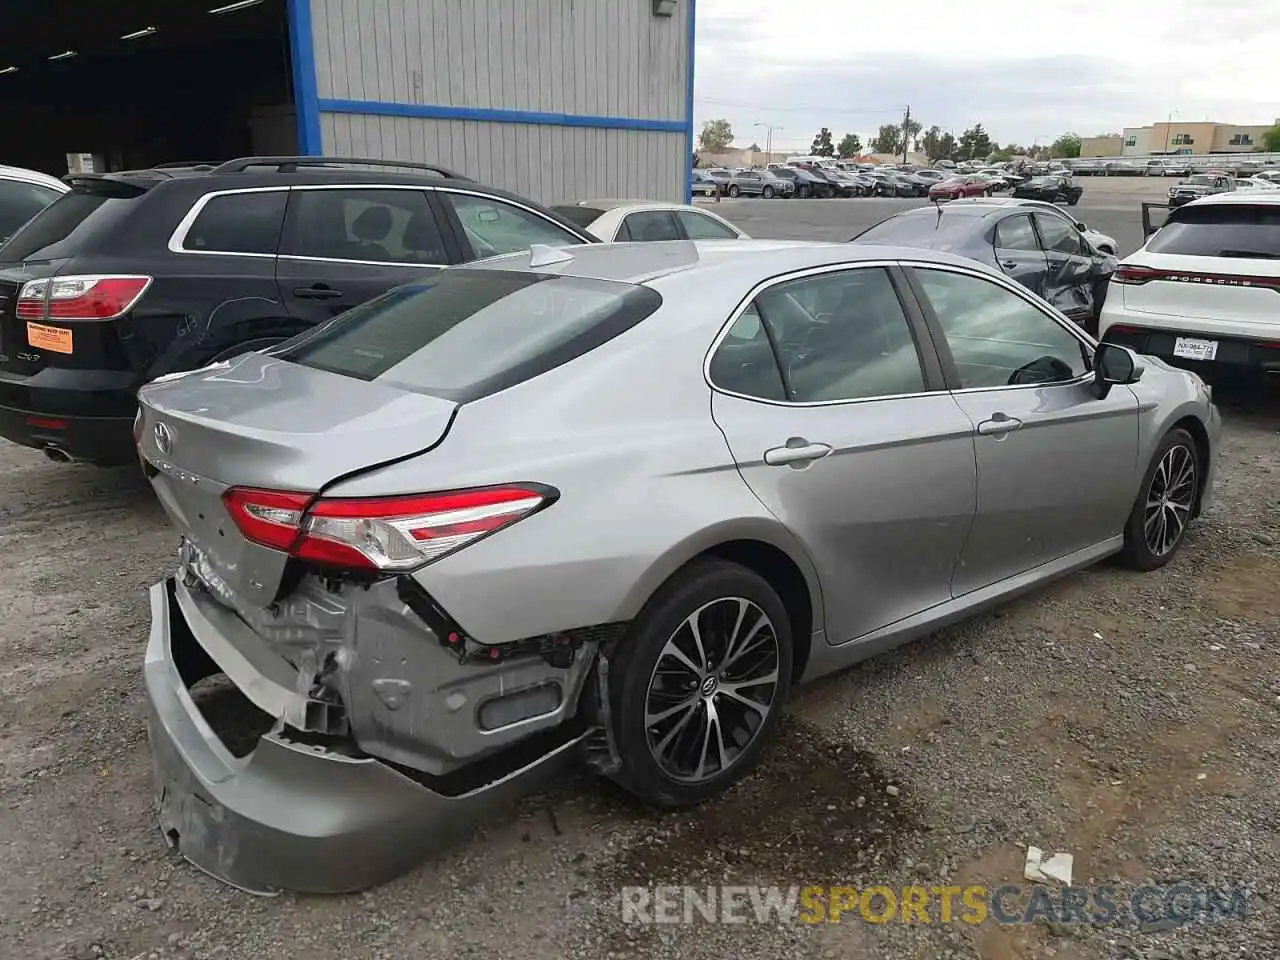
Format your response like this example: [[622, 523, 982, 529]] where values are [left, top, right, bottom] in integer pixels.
[[2, 178, 1279, 960]]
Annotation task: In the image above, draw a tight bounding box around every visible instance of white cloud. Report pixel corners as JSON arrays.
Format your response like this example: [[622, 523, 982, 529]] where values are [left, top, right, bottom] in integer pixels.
[[693, 0, 1280, 148]]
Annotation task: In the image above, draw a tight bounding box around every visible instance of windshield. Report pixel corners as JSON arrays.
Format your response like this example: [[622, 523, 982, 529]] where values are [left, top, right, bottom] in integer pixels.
[[1145, 204, 1280, 258], [1186, 176, 1214, 186], [277, 270, 663, 401]]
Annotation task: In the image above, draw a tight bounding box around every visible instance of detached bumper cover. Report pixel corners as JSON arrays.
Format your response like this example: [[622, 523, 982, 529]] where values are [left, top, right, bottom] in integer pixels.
[[143, 579, 586, 894]]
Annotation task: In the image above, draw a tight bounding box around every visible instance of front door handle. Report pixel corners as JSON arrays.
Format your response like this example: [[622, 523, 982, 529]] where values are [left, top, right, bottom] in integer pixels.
[[294, 285, 344, 300], [763, 440, 833, 466], [976, 414, 1023, 436], [1000, 260, 1018, 269]]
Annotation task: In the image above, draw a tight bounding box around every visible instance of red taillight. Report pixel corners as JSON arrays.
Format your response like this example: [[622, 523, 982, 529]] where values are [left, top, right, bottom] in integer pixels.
[[222, 484, 553, 572], [1113, 265, 1165, 285], [16, 275, 152, 321]]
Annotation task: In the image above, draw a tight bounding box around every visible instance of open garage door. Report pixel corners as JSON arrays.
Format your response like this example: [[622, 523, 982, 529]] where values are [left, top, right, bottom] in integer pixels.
[[0, 0, 297, 176]]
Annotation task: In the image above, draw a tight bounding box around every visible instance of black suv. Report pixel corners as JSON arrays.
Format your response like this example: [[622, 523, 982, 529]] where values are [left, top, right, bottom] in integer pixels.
[[0, 156, 595, 465]]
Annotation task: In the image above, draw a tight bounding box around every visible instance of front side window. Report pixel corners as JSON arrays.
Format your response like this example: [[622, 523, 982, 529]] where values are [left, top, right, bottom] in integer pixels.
[[186, 190, 288, 255], [278, 270, 660, 401], [719, 267, 927, 403], [280, 188, 442, 264], [914, 268, 1090, 389], [443, 193, 585, 259], [1034, 213, 1084, 255]]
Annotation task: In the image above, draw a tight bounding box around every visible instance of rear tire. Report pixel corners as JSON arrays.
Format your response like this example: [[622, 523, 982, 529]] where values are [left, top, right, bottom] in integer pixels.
[[727, 185, 740, 198], [762, 186, 775, 199], [1118, 428, 1200, 571], [607, 560, 793, 808]]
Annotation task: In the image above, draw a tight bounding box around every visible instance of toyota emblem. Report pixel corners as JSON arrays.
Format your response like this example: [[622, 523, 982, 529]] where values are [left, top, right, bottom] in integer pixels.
[[153, 422, 173, 456]]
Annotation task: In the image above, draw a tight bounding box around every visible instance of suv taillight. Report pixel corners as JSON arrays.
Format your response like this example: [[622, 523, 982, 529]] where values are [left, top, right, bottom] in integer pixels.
[[222, 484, 555, 572], [16, 275, 152, 320]]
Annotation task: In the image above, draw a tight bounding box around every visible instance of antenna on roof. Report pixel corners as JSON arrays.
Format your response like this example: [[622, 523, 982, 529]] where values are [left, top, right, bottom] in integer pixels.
[[528, 244, 575, 267]]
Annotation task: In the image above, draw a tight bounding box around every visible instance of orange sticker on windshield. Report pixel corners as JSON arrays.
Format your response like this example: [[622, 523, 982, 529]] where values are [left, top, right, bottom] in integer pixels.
[[26, 322, 73, 354]]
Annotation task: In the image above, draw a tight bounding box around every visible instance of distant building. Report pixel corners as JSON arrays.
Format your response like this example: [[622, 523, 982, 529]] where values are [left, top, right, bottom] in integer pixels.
[[1079, 135, 1123, 158], [1119, 119, 1278, 156]]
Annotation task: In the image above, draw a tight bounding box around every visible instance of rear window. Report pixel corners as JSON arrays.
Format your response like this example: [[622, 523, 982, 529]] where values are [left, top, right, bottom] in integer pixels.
[[551, 205, 606, 229], [1146, 205, 1280, 258], [853, 211, 981, 245], [277, 269, 663, 402], [0, 181, 142, 262]]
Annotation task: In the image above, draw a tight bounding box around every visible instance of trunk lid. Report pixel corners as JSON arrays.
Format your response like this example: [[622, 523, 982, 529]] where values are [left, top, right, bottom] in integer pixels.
[[1117, 252, 1280, 328], [137, 351, 457, 605]]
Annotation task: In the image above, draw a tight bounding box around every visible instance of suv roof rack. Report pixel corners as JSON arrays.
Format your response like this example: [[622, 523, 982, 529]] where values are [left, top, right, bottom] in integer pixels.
[[152, 161, 220, 170], [211, 156, 472, 180]]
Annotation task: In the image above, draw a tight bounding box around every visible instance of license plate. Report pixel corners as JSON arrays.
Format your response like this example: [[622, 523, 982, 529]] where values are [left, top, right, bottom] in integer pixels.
[[26, 321, 72, 354], [1173, 337, 1219, 361]]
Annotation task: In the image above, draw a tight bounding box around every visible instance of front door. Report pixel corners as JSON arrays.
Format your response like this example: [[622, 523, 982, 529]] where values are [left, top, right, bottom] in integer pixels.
[[992, 212, 1048, 297], [905, 264, 1139, 594], [708, 264, 977, 644], [1033, 211, 1099, 326], [276, 186, 451, 324]]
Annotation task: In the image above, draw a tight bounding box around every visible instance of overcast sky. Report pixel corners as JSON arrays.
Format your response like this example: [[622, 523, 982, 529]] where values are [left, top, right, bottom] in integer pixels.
[[693, 0, 1280, 151]]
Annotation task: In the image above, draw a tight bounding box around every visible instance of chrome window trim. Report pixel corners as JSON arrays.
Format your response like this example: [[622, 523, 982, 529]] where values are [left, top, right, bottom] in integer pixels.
[[703, 259, 939, 409], [167, 186, 291, 257], [704, 258, 1101, 407]]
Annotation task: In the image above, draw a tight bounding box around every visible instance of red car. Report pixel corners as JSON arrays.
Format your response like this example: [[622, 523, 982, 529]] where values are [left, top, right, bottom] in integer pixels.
[[928, 175, 992, 201]]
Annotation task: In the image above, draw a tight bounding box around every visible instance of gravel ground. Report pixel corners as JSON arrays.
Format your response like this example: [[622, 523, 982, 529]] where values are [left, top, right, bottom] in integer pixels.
[[1, 305, 1278, 957]]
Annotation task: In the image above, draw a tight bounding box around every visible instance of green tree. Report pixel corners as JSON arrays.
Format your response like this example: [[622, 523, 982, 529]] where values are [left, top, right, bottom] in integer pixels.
[[747, 141, 761, 152], [837, 133, 863, 157], [938, 132, 957, 161], [698, 119, 734, 152], [1002, 142, 1027, 157], [958, 124, 993, 160], [871, 123, 903, 154], [903, 118, 923, 154], [1049, 133, 1082, 159], [1262, 125, 1280, 152], [810, 127, 836, 157], [919, 125, 945, 161]]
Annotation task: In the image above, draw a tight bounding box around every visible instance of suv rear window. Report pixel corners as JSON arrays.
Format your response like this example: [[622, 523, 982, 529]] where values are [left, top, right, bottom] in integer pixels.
[[0, 180, 143, 262], [277, 269, 662, 402], [1146, 204, 1280, 258]]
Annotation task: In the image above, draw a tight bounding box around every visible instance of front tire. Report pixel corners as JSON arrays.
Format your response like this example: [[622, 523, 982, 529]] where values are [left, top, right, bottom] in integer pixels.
[[1118, 428, 1200, 571], [762, 186, 775, 199], [727, 185, 740, 198], [607, 560, 793, 808]]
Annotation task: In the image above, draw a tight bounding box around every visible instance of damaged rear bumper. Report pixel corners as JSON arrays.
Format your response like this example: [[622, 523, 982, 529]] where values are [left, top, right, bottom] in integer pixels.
[[143, 578, 588, 894]]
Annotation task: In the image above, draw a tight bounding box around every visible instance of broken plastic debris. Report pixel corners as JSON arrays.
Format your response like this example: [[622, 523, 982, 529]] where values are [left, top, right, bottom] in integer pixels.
[[1024, 846, 1073, 885], [1093, 632, 1103, 640]]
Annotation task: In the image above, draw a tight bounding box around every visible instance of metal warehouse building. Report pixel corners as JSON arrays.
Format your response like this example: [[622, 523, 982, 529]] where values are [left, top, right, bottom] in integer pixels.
[[1, 0, 695, 203]]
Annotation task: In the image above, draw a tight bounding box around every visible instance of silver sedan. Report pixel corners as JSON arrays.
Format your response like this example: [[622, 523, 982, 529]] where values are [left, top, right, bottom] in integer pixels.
[[135, 239, 1219, 894]]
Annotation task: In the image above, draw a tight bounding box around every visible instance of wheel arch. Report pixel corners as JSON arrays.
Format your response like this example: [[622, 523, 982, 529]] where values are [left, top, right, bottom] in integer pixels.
[[615, 521, 824, 685], [1169, 414, 1211, 517]]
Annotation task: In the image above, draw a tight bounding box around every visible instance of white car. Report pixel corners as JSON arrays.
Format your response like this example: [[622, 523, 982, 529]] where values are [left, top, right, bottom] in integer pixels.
[[948, 196, 1120, 254], [1099, 192, 1280, 373], [0, 164, 69, 243], [1233, 176, 1280, 191], [549, 200, 748, 243]]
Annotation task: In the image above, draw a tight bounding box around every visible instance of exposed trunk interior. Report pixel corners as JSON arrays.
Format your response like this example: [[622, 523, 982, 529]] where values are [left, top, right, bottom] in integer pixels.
[[0, 0, 296, 176]]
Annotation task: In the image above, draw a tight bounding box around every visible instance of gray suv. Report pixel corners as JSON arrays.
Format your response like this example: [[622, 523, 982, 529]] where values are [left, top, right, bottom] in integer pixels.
[[725, 169, 794, 199]]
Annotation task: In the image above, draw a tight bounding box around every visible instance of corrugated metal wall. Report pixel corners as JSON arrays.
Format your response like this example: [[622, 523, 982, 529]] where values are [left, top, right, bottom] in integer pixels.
[[306, 0, 692, 203]]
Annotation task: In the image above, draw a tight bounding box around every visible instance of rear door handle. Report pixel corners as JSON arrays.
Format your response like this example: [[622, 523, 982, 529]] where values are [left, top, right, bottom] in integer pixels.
[[294, 285, 344, 300], [976, 414, 1023, 436], [763, 440, 832, 466]]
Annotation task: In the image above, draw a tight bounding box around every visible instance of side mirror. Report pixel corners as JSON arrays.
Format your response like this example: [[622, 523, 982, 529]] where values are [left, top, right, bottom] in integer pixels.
[[1093, 342, 1143, 398]]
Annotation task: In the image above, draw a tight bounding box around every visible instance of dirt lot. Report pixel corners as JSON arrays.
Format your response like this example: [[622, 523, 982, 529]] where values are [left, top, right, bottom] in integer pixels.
[[2, 385, 1278, 960]]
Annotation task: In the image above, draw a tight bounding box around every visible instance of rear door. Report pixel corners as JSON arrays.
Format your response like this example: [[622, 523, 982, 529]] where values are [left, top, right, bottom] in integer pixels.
[[708, 263, 977, 645], [992, 213, 1048, 295], [276, 186, 451, 324], [1033, 211, 1098, 324]]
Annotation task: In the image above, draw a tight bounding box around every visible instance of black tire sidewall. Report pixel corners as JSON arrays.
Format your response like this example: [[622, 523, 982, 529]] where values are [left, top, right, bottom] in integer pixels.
[[1121, 427, 1199, 570], [607, 560, 794, 807], [763, 186, 774, 199]]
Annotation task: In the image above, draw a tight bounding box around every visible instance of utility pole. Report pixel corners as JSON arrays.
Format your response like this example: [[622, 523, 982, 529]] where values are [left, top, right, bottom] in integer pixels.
[[901, 105, 911, 164]]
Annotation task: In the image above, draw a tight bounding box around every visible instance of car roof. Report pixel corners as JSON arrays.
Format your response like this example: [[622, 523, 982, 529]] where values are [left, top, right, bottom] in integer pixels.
[[568, 200, 704, 213], [455, 238, 987, 287], [1182, 191, 1280, 208], [0, 164, 69, 191]]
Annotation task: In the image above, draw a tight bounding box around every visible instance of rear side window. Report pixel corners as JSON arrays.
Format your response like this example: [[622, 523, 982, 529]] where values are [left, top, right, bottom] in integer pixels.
[[1146, 205, 1280, 258], [277, 269, 662, 402], [994, 214, 1038, 251], [0, 181, 62, 241], [183, 191, 287, 255], [281, 188, 443, 264], [618, 211, 681, 242], [0, 182, 141, 262]]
